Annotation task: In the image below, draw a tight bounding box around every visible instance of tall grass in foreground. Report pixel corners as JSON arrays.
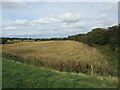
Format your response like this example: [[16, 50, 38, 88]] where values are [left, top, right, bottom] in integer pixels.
[[2, 40, 118, 76], [3, 59, 118, 88]]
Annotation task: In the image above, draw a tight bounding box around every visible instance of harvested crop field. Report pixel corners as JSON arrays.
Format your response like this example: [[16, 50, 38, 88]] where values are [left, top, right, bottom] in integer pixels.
[[2, 40, 109, 75]]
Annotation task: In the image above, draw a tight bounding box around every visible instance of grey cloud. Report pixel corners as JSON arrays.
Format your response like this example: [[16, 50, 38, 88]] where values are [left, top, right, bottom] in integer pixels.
[[101, 3, 118, 12], [2, 2, 32, 10]]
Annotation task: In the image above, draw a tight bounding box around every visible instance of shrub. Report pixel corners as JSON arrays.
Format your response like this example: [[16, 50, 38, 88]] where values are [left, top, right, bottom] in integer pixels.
[[0, 38, 7, 44]]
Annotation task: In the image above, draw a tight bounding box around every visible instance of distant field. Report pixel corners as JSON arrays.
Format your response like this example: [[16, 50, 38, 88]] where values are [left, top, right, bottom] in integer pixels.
[[5, 40, 35, 44], [2, 58, 118, 88], [2, 40, 111, 75]]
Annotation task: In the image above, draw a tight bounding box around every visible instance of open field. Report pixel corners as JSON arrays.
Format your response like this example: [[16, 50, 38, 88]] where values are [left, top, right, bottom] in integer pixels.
[[2, 40, 113, 76], [2, 58, 118, 88]]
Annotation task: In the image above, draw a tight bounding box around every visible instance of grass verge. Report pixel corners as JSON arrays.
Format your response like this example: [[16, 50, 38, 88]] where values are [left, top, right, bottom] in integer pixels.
[[2, 57, 118, 88]]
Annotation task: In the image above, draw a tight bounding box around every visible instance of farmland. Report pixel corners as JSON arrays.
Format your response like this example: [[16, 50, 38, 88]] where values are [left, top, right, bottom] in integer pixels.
[[2, 40, 118, 88], [2, 40, 114, 76]]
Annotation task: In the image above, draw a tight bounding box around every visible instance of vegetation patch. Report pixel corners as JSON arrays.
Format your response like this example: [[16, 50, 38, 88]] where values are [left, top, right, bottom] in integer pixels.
[[2, 58, 118, 88]]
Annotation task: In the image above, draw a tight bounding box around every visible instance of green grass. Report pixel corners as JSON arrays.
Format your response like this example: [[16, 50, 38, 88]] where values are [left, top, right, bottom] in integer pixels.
[[94, 44, 118, 76], [2, 58, 118, 88], [5, 40, 22, 44]]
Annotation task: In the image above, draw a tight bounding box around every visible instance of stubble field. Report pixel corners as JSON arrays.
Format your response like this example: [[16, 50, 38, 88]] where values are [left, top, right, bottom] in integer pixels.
[[2, 40, 110, 75]]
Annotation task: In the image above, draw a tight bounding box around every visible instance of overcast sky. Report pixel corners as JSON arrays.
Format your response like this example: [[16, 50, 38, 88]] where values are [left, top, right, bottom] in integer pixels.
[[2, 2, 118, 38]]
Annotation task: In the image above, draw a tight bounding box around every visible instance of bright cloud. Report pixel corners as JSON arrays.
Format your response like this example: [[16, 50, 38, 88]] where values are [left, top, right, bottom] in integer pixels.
[[57, 13, 81, 23], [32, 17, 59, 24], [32, 13, 81, 25], [3, 26, 17, 30], [14, 19, 29, 25], [62, 22, 87, 29]]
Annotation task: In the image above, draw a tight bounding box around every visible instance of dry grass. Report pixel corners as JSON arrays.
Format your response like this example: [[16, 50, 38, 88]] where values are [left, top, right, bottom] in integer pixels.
[[2, 40, 109, 75]]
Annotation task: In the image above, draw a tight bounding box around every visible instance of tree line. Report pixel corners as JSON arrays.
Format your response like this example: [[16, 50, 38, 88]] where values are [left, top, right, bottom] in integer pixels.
[[0, 37, 68, 44], [1, 25, 119, 52]]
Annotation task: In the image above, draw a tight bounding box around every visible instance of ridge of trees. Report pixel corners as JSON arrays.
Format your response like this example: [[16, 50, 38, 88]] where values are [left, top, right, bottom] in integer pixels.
[[67, 25, 119, 52]]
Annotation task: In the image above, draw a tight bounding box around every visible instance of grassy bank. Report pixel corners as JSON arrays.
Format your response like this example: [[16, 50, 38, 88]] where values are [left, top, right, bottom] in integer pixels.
[[2, 58, 118, 88]]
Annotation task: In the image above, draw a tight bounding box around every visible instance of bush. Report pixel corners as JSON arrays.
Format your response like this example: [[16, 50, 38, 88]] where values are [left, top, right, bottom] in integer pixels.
[[0, 38, 7, 44]]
